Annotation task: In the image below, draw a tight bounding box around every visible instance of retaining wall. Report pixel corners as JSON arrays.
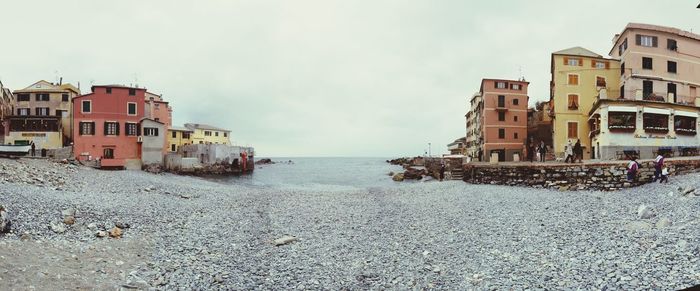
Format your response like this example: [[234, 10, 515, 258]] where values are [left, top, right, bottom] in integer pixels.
[[463, 157, 700, 191]]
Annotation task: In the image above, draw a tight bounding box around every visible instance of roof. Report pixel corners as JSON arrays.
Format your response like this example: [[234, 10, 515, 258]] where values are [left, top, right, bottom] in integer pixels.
[[93, 84, 147, 91], [610, 23, 700, 55], [13, 80, 80, 94], [552, 46, 603, 58], [139, 117, 164, 125], [184, 123, 231, 132], [168, 126, 194, 132]]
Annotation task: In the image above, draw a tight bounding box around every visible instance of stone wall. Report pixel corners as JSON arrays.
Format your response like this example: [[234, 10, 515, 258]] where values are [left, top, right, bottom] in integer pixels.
[[463, 157, 700, 191]]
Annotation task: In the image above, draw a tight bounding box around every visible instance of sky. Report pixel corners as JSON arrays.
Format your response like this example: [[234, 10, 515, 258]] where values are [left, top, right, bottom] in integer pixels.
[[1, 1, 699, 157]]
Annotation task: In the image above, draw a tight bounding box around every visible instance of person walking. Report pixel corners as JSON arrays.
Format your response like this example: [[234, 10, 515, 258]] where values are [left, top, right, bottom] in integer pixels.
[[528, 141, 535, 163], [564, 140, 573, 163], [538, 141, 547, 162], [573, 139, 583, 163], [30, 142, 36, 157], [653, 151, 665, 182], [627, 157, 640, 182]]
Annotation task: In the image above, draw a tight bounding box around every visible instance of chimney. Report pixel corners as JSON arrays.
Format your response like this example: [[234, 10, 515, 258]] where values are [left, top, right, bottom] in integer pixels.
[[59, 77, 63, 85]]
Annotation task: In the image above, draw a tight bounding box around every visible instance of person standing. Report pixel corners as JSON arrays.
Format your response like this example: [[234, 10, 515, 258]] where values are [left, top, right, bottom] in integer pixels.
[[573, 139, 583, 163], [30, 142, 36, 157], [627, 157, 640, 182], [564, 140, 573, 163], [528, 141, 535, 163], [538, 141, 547, 162], [653, 151, 665, 182], [439, 163, 446, 181]]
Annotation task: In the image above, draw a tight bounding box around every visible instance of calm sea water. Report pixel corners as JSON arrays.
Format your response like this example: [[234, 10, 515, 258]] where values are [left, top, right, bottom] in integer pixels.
[[212, 157, 407, 191]]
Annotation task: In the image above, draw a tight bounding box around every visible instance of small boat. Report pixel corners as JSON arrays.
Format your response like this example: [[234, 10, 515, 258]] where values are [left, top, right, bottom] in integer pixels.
[[0, 144, 31, 156]]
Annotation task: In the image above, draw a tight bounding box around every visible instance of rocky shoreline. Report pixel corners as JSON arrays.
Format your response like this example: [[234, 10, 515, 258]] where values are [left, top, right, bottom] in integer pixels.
[[1, 158, 699, 289]]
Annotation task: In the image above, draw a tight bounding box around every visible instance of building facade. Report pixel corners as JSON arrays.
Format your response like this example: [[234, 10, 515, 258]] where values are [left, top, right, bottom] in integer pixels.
[[590, 23, 700, 159], [465, 92, 483, 160], [73, 85, 147, 169], [144, 91, 172, 154], [471, 79, 529, 162], [184, 123, 231, 145], [0, 81, 14, 143], [167, 126, 193, 152], [6, 80, 80, 149], [550, 47, 621, 159]]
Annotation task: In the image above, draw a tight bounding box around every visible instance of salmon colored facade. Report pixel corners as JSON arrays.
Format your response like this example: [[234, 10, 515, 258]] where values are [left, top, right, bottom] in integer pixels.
[[73, 85, 146, 168], [478, 79, 529, 162], [145, 91, 172, 154]]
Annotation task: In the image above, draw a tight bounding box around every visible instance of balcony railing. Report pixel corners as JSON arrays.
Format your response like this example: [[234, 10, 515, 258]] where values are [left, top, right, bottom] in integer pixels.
[[597, 88, 695, 105]]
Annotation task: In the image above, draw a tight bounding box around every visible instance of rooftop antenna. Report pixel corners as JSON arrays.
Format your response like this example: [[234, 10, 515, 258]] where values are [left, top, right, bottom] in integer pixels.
[[54, 70, 59, 84], [134, 73, 139, 88], [518, 66, 525, 81]]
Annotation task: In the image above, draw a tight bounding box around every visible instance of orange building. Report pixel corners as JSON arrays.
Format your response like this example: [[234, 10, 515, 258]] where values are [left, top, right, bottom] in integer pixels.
[[469, 79, 529, 162]]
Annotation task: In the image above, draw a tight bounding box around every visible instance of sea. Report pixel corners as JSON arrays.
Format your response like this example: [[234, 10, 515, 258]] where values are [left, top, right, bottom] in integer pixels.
[[209, 157, 408, 191]]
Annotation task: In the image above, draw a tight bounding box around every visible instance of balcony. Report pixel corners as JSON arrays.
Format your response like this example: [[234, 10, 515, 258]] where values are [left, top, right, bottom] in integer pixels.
[[597, 88, 695, 106]]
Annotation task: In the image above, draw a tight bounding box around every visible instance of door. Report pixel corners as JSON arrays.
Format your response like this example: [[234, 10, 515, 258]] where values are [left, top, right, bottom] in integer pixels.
[[668, 83, 677, 103]]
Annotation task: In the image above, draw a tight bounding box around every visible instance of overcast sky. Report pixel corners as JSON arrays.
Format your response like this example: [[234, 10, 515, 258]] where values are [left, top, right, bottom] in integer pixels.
[[1, 1, 699, 157]]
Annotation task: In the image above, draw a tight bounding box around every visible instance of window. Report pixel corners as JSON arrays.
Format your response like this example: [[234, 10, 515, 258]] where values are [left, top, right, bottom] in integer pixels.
[[171, 144, 177, 152], [668, 83, 677, 103], [183, 132, 191, 139], [199, 141, 203, 144], [620, 62, 625, 76], [567, 74, 579, 85], [204, 131, 212, 136], [495, 82, 507, 89], [667, 39, 677, 51], [128, 88, 136, 96], [127, 103, 137, 115], [498, 128, 505, 139], [155, 118, 160, 122], [608, 112, 636, 130], [144, 127, 159, 136], [17, 94, 30, 102], [593, 61, 608, 69], [667, 61, 677, 73], [497, 95, 505, 107], [125, 123, 138, 136], [643, 81, 654, 99], [82, 100, 91, 113], [56, 109, 66, 117], [567, 122, 578, 138], [104, 122, 119, 136], [636, 34, 657, 47], [642, 57, 653, 70], [643, 113, 669, 132], [675, 116, 697, 135], [498, 112, 505, 121], [620, 85, 625, 98], [35, 93, 49, 101], [62, 94, 69, 102], [172, 131, 177, 138], [514, 132, 518, 139], [17, 108, 29, 116], [596, 76, 607, 87], [567, 94, 579, 110], [512, 98, 519, 105], [103, 148, 114, 159], [215, 132, 219, 137], [618, 38, 628, 55], [79, 122, 95, 135], [566, 58, 580, 66], [510, 84, 521, 90], [106, 87, 112, 94], [223, 133, 227, 138], [514, 115, 518, 122], [35, 107, 49, 116]]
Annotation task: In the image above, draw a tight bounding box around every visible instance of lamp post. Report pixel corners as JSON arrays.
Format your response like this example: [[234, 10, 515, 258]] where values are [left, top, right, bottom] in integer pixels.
[[428, 142, 431, 157]]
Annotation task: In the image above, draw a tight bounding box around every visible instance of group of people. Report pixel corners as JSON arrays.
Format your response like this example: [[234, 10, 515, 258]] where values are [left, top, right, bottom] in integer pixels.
[[563, 139, 584, 163], [626, 151, 669, 183], [526, 141, 548, 163]]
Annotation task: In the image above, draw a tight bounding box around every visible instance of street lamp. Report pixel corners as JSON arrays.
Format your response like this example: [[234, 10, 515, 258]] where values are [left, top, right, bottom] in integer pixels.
[[428, 142, 431, 157]]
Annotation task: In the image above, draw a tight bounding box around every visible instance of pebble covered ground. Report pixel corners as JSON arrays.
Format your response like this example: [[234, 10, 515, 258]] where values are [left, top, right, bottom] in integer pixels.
[[0, 158, 699, 290]]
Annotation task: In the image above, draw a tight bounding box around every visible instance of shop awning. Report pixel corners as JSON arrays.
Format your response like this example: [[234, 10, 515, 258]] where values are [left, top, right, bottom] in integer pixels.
[[608, 106, 636, 113], [643, 107, 670, 115], [675, 110, 699, 118]]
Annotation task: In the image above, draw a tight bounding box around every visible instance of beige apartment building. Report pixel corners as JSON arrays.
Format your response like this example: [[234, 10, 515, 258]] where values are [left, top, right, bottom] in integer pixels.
[[590, 23, 700, 159]]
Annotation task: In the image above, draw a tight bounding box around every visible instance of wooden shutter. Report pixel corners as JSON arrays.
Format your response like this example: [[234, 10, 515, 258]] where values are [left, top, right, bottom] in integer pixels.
[[78, 122, 84, 135], [91, 122, 96, 135], [137, 124, 141, 136], [605, 61, 610, 69], [578, 58, 583, 66], [563, 57, 569, 65], [115, 122, 120, 136], [652, 36, 658, 47], [635, 34, 642, 45], [104, 122, 108, 135]]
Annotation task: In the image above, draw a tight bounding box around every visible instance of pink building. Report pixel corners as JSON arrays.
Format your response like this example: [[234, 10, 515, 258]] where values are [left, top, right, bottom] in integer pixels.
[[73, 85, 152, 169], [469, 79, 529, 162]]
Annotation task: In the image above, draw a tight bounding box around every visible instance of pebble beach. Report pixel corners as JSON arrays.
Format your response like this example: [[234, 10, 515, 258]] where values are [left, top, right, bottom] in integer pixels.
[[1, 158, 699, 290]]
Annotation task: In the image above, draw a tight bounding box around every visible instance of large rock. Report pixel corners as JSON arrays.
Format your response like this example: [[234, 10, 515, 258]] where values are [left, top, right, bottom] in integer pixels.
[[272, 235, 298, 246], [255, 158, 274, 165], [392, 173, 404, 182], [109, 227, 123, 238], [0, 204, 11, 233], [403, 167, 426, 180], [655, 217, 672, 228], [637, 205, 655, 219], [49, 222, 66, 234]]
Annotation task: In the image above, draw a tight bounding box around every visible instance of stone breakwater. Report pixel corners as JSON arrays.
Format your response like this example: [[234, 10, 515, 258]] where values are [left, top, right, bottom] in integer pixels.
[[464, 157, 700, 191], [1, 158, 699, 289]]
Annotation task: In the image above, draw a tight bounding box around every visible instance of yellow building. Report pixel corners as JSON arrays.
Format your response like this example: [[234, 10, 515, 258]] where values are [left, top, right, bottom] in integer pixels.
[[6, 80, 80, 149], [184, 123, 232, 145], [550, 47, 620, 159], [167, 126, 193, 152]]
